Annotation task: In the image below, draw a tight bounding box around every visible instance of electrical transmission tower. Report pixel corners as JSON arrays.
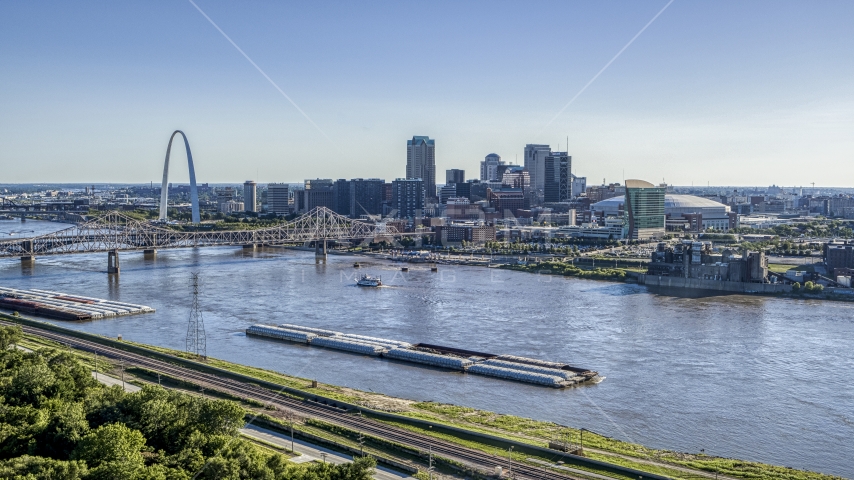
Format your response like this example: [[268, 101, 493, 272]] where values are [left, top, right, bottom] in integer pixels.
[[186, 272, 206, 359]]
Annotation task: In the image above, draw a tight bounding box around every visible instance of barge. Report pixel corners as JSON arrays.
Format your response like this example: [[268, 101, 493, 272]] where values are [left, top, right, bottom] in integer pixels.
[[246, 323, 599, 388], [0, 287, 155, 321]]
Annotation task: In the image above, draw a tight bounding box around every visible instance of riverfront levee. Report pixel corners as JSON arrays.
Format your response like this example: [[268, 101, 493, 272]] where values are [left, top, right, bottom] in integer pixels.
[[1, 218, 852, 478]]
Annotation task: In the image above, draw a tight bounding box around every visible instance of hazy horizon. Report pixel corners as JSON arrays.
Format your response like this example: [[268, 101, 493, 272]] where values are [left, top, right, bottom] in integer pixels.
[[2, 1, 852, 185]]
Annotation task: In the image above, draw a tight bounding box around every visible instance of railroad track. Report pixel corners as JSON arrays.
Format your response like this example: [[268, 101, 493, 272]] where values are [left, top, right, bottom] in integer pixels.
[[4, 321, 591, 480]]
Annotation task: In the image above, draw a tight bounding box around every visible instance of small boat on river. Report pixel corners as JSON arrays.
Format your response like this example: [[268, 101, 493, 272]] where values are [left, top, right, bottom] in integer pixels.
[[356, 274, 382, 287]]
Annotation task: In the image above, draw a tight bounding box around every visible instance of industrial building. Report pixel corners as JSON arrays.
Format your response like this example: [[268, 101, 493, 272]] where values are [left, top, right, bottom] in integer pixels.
[[825, 241, 854, 277], [649, 242, 769, 283]]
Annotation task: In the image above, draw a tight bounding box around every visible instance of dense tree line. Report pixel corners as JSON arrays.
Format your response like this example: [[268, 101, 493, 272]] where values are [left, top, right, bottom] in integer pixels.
[[0, 326, 375, 480]]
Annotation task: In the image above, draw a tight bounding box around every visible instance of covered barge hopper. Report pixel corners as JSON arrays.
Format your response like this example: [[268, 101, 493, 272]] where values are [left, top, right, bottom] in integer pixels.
[[246, 323, 599, 388], [0, 287, 155, 321]]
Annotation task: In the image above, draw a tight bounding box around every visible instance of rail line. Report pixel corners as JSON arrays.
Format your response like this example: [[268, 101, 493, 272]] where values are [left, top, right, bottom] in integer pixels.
[[4, 321, 595, 480]]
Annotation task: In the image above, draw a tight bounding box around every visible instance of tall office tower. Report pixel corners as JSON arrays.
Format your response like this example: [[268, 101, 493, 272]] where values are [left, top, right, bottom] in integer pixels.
[[331, 179, 385, 218], [350, 178, 385, 217], [571, 174, 586, 199], [392, 178, 425, 219], [501, 166, 530, 190], [406, 136, 436, 200], [523, 144, 551, 191], [333, 179, 351, 216], [243, 181, 257, 213], [300, 179, 334, 212], [624, 179, 666, 240], [543, 152, 571, 203], [439, 184, 457, 204], [480, 153, 504, 181], [267, 183, 290, 215], [446, 169, 465, 185]]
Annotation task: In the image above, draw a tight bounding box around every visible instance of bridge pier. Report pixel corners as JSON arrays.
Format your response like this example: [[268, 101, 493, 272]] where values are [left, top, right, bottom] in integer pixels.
[[107, 250, 120, 274], [143, 249, 156, 256], [243, 244, 256, 250], [20, 240, 34, 262], [315, 239, 327, 260]]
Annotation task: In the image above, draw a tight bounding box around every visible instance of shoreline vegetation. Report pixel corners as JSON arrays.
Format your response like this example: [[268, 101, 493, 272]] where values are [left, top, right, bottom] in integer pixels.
[[0, 324, 376, 480], [38, 329, 837, 480]]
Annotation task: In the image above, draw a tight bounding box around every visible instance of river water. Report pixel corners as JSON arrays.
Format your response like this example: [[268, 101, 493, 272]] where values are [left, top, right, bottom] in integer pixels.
[[2, 219, 852, 478]]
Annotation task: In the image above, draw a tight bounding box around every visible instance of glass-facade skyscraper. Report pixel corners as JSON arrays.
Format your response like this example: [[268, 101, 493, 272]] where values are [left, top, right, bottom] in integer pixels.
[[624, 179, 665, 240]]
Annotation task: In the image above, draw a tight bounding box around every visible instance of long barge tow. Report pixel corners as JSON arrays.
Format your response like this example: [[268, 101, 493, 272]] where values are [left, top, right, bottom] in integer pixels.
[[246, 323, 600, 388]]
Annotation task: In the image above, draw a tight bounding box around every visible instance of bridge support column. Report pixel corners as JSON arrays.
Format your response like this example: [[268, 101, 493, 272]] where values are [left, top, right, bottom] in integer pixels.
[[20, 240, 34, 262], [243, 244, 256, 249], [107, 250, 120, 274], [315, 239, 327, 260], [143, 249, 156, 256]]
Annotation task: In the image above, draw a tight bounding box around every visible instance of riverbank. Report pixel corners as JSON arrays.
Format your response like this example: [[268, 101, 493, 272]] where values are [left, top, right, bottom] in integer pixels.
[[112, 346, 849, 479], [59, 327, 840, 480]]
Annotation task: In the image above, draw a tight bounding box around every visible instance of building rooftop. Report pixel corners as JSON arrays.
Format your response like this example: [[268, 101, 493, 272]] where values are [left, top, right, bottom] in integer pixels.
[[593, 194, 729, 211]]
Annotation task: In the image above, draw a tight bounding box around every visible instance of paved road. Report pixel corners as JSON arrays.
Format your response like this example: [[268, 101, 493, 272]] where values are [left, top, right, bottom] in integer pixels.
[[92, 371, 141, 392], [240, 424, 417, 480]]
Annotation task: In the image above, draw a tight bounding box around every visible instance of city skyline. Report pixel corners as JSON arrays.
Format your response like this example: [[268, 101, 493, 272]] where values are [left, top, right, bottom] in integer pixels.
[[1, 1, 853, 185]]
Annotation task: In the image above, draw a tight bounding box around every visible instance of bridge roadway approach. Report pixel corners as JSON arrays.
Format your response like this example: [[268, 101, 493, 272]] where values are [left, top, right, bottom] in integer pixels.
[[0, 207, 402, 265]]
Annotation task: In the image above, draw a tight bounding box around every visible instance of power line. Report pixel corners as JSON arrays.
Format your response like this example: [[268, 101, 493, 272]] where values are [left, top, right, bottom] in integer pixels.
[[186, 272, 207, 359]]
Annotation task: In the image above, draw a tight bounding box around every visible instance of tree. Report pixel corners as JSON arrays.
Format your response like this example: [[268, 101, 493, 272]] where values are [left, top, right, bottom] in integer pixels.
[[0, 325, 22, 350], [0, 455, 88, 480], [71, 423, 146, 471]]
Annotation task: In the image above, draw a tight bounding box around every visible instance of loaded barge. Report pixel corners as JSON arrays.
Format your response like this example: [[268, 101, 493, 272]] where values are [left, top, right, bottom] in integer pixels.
[[0, 287, 155, 321], [246, 323, 599, 388]]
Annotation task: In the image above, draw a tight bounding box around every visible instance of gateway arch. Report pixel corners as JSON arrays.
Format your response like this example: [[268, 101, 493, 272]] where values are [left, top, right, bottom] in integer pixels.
[[159, 130, 200, 224]]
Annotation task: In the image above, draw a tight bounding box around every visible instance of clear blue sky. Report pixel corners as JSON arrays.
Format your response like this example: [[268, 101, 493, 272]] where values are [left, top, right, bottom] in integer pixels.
[[1, 1, 852, 186]]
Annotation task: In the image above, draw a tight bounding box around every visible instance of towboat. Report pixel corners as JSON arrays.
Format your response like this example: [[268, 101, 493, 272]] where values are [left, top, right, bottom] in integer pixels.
[[356, 274, 382, 287]]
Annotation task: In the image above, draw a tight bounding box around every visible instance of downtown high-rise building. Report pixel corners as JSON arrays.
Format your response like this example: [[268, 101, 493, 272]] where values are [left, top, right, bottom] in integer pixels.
[[543, 152, 571, 203], [523, 144, 551, 192], [243, 180, 257, 213], [267, 183, 290, 215], [392, 178, 425, 219], [624, 179, 666, 240], [480, 153, 504, 181], [406, 136, 436, 201], [446, 169, 465, 185], [335, 178, 385, 218]]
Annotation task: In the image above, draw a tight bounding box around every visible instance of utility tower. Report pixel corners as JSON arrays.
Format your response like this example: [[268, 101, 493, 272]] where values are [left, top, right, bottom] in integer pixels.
[[186, 272, 206, 359]]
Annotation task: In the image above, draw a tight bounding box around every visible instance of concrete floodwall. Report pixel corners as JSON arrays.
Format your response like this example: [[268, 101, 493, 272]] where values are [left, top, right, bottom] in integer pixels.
[[1, 313, 670, 480], [638, 274, 791, 294]]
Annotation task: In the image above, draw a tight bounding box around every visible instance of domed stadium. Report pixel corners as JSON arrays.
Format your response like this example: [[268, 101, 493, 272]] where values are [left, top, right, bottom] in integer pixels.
[[592, 194, 734, 231]]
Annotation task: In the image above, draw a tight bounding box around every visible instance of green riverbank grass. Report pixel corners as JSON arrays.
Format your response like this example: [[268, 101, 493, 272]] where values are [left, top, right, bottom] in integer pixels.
[[15, 329, 845, 480]]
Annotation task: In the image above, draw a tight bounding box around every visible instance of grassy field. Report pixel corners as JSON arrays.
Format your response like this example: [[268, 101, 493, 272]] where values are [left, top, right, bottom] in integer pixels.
[[11, 328, 845, 480]]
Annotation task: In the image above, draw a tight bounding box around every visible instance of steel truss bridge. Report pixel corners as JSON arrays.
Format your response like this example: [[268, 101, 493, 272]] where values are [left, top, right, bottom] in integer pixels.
[[0, 207, 402, 259]]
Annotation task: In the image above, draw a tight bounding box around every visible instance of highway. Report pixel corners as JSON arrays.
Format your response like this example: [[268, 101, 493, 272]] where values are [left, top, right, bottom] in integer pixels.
[[3, 320, 600, 480]]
